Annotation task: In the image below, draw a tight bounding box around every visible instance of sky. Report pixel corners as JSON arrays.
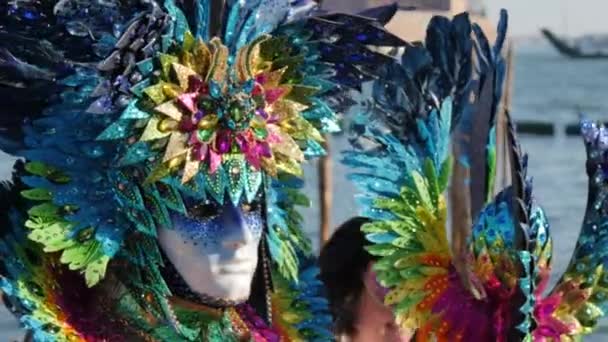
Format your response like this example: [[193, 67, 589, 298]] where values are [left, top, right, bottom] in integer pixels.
[[486, 0, 608, 37]]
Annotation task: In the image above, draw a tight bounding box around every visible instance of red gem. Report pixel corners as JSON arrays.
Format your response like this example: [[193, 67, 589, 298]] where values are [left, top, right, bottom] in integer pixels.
[[255, 73, 267, 84], [252, 83, 264, 97], [187, 75, 204, 92]]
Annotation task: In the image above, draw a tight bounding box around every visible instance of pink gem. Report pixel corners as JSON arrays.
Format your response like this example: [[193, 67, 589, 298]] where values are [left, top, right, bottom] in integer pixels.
[[177, 93, 198, 113], [209, 149, 221, 173], [265, 88, 285, 104], [266, 128, 281, 144], [194, 144, 208, 161], [245, 142, 261, 169], [245, 153, 261, 170], [537, 303, 555, 317], [258, 142, 272, 158], [189, 132, 200, 145], [236, 133, 250, 152]]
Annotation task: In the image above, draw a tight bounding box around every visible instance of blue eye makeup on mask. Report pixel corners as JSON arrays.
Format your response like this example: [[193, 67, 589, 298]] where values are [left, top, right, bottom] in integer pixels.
[[171, 195, 265, 248]]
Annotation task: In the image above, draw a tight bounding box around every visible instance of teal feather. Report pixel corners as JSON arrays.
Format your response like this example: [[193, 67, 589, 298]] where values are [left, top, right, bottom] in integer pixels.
[[304, 140, 325, 158], [204, 167, 226, 204], [143, 186, 171, 229], [129, 78, 152, 97], [155, 182, 187, 215], [235, 13, 257, 51], [113, 171, 146, 211], [136, 58, 155, 77], [194, 0, 211, 40], [119, 142, 153, 166], [96, 120, 132, 140], [244, 169, 263, 203], [119, 101, 150, 120], [223, 0, 254, 48], [164, 0, 189, 43]]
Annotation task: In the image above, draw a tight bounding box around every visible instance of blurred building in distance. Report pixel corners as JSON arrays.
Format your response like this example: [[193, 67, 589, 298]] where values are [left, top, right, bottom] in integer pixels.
[[322, 0, 497, 41]]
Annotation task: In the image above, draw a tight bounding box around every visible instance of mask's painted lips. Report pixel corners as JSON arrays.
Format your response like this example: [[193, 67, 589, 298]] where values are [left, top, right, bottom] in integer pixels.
[[217, 260, 255, 274]]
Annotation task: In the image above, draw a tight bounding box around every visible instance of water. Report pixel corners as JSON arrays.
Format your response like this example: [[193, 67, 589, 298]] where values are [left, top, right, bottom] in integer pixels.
[[1, 44, 608, 340]]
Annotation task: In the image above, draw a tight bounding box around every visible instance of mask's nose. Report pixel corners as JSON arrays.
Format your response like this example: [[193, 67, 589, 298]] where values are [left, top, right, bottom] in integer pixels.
[[220, 202, 251, 250]]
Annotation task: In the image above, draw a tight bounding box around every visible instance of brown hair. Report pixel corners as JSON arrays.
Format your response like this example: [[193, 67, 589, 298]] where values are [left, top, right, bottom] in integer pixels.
[[319, 217, 374, 336]]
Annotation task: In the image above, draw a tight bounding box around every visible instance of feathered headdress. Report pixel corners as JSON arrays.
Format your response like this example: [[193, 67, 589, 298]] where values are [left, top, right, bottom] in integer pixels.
[[344, 10, 608, 341], [0, 1, 403, 340]]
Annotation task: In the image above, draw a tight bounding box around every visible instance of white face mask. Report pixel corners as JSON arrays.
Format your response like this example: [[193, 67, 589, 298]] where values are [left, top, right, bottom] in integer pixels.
[[157, 201, 263, 303]]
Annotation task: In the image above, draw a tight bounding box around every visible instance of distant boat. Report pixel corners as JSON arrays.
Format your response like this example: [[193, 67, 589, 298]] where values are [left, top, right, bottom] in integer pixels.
[[541, 28, 608, 59]]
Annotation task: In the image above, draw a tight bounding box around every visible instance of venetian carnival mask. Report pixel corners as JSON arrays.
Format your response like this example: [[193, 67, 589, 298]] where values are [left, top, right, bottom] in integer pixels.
[[158, 198, 264, 303]]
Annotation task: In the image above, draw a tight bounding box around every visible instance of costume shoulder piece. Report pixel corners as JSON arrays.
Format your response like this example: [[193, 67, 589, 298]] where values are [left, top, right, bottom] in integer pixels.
[[0, 1, 403, 340], [344, 9, 608, 341]]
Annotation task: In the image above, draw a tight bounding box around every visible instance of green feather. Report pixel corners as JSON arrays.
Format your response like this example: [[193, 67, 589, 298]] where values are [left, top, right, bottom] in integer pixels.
[[21, 188, 52, 201]]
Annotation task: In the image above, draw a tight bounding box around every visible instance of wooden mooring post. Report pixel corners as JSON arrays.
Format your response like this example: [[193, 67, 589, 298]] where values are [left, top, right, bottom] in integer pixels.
[[319, 136, 332, 247]]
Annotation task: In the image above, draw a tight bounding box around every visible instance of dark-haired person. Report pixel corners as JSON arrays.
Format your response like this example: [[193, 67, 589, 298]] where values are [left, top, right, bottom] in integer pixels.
[[319, 217, 414, 342]]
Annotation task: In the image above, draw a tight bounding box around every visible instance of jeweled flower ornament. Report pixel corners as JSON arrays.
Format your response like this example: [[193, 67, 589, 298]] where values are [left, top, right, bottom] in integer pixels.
[[116, 34, 318, 183], [98, 31, 326, 205]]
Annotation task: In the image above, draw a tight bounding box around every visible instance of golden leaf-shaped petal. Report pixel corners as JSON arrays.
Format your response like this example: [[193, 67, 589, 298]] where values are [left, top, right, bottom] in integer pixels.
[[275, 155, 303, 176], [159, 54, 179, 79], [155, 101, 184, 121], [207, 38, 229, 83], [235, 44, 250, 82], [140, 117, 171, 141], [144, 83, 167, 105], [171, 63, 198, 91], [247, 35, 272, 75], [163, 132, 189, 162], [272, 131, 304, 162], [281, 116, 323, 142], [264, 67, 288, 88], [182, 31, 195, 51], [181, 149, 200, 184], [268, 100, 300, 122], [261, 155, 278, 177], [192, 39, 212, 76], [181, 51, 195, 70]]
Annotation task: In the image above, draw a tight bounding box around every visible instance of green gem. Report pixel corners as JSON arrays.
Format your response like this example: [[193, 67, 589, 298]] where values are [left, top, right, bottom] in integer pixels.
[[231, 106, 242, 121], [227, 120, 236, 130], [198, 129, 214, 142], [253, 127, 268, 139], [201, 99, 214, 111]]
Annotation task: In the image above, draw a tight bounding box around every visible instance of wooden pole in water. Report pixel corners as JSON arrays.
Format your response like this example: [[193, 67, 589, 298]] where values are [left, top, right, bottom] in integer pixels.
[[319, 136, 332, 247], [504, 42, 515, 114], [501, 41, 515, 189]]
